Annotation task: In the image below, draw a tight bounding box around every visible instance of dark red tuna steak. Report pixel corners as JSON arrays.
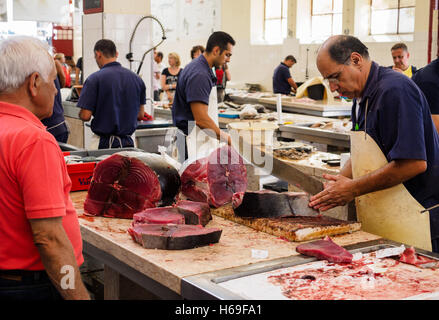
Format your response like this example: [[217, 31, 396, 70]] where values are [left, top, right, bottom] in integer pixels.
[[181, 146, 247, 208], [296, 236, 353, 263], [133, 207, 185, 226], [175, 200, 212, 226], [84, 152, 181, 219], [180, 158, 209, 203], [127, 224, 222, 250]]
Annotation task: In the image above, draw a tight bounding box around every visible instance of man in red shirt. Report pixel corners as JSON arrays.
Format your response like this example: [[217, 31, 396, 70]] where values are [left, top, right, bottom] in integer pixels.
[[0, 36, 89, 300]]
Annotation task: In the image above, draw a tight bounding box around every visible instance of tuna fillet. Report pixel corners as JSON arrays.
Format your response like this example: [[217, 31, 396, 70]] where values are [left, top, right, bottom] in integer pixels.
[[180, 146, 247, 208], [296, 236, 353, 263], [127, 224, 222, 250], [175, 200, 212, 226]]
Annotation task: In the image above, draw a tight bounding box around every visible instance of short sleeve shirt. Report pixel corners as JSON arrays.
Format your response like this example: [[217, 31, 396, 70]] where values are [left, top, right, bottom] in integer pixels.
[[77, 62, 146, 137], [171, 55, 217, 135], [352, 62, 439, 224], [41, 77, 68, 137], [273, 62, 292, 95], [0, 102, 83, 270], [412, 59, 439, 115], [162, 68, 182, 92]]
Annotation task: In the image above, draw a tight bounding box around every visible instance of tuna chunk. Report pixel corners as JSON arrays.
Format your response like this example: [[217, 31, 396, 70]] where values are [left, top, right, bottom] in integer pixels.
[[180, 146, 247, 208], [127, 224, 222, 250], [175, 200, 212, 226], [296, 236, 353, 263], [133, 207, 185, 226], [84, 152, 181, 219]]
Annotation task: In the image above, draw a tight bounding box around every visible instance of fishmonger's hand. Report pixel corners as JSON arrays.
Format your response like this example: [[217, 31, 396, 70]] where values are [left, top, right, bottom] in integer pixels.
[[308, 174, 356, 211]]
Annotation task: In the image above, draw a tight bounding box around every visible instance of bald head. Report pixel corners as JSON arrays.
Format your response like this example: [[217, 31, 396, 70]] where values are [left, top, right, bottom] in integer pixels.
[[319, 35, 370, 65], [316, 35, 372, 99]]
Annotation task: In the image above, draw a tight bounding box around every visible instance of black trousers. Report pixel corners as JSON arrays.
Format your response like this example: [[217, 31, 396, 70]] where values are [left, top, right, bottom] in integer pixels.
[[0, 270, 63, 301]]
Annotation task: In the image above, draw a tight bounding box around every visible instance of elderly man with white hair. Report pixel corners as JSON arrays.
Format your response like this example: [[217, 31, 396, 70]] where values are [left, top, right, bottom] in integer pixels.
[[0, 36, 90, 300]]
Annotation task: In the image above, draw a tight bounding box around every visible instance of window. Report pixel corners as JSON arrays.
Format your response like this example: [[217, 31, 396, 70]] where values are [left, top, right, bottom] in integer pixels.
[[311, 0, 343, 39], [370, 0, 416, 35], [264, 0, 288, 42]]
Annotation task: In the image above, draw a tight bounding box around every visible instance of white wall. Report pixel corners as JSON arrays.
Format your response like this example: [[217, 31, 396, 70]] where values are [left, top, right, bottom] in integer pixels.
[[152, 0, 435, 91]]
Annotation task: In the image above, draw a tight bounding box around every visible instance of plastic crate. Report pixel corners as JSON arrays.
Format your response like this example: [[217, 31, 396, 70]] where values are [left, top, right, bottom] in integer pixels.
[[67, 162, 96, 191]]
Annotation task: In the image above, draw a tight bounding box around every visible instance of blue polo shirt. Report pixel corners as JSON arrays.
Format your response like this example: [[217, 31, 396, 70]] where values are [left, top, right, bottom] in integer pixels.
[[273, 62, 292, 95], [352, 62, 439, 240], [412, 58, 439, 115], [41, 77, 68, 142], [77, 61, 146, 140], [172, 55, 216, 135]]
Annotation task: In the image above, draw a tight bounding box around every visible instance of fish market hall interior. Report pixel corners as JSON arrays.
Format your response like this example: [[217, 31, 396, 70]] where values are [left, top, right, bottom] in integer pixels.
[[1, 0, 439, 303]]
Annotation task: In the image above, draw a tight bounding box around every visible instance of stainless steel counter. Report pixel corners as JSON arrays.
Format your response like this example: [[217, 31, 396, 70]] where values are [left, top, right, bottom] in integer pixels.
[[279, 123, 351, 149]]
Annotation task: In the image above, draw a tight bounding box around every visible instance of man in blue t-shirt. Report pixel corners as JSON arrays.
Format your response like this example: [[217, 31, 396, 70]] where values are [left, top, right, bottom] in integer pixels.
[[77, 39, 146, 149], [412, 58, 439, 133], [272, 55, 298, 95], [309, 35, 439, 252], [172, 31, 235, 159]]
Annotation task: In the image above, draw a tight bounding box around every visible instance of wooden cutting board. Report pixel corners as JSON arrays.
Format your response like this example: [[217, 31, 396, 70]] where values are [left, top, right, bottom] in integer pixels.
[[212, 204, 361, 242]]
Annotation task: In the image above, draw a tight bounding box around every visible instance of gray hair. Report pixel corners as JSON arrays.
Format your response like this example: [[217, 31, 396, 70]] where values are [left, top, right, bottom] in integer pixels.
[[327, 35, 370, 65], [0, 36, 54, 93]]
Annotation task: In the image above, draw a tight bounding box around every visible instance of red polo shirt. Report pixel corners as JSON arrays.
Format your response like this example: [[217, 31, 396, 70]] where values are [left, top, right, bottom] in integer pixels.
[[0, 101, 83, 270]]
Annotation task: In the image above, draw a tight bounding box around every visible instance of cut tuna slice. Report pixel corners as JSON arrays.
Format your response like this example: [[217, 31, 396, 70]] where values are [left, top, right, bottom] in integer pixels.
[[296, 236, 353, 263], [175, 200, 212, 226], [133, 207, 185, 226], [84, 152, 181, 219], [180, 146, 247, 208], [127, 224, 222, 250]]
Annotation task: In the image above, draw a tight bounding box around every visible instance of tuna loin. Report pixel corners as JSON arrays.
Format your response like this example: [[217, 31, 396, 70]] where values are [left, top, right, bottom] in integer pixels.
[[296, 236, 353, 263], [175, 200, 212, 227], [133, 202, 212, 227], [180, 146, 248, 208], [133, 207, 185, 226], [128, 224, 222, 250], [232, 191, 320, 218], [84, 152, 181, 219]]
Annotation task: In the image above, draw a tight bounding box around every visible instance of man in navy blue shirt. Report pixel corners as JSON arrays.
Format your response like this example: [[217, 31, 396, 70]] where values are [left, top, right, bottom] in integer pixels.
[[42, 59, 69, 143], [272, 55, 298, 95], [77, 39, 146, 149], [412, 58, 439, 133], [172, 31, 235, 159], [309, 35, 439, 252]]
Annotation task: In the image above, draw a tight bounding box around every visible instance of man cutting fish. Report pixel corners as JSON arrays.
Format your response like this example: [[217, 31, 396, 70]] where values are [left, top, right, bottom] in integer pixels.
[[309, 35, 439, 252], [172, 31, 235, 160]]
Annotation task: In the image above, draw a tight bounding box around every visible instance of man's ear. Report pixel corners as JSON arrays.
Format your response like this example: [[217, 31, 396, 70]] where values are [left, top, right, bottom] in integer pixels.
[[28, 72, 40, 97], [212, 46, 220, 57], [351, 52, 362, 67], [116, 51, 119, 59]]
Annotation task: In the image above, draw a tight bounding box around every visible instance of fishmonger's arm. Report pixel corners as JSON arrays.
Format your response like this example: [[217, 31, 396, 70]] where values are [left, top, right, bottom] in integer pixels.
[[309, 158, 427, 211]]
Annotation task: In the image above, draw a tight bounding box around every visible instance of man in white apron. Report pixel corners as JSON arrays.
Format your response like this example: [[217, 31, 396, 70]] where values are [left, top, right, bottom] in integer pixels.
[[171, 31, 235, 161], [309, 35, 439, 252]]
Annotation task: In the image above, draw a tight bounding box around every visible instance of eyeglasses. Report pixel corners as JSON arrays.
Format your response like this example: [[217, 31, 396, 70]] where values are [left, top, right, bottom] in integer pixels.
[[323, 64, 346, 85]]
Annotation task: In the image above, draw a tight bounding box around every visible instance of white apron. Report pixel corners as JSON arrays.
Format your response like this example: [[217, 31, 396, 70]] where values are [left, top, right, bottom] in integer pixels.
[[90, 132, 137, 150], [186, 86, 224, 160], [350, 130, 432, 251]]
